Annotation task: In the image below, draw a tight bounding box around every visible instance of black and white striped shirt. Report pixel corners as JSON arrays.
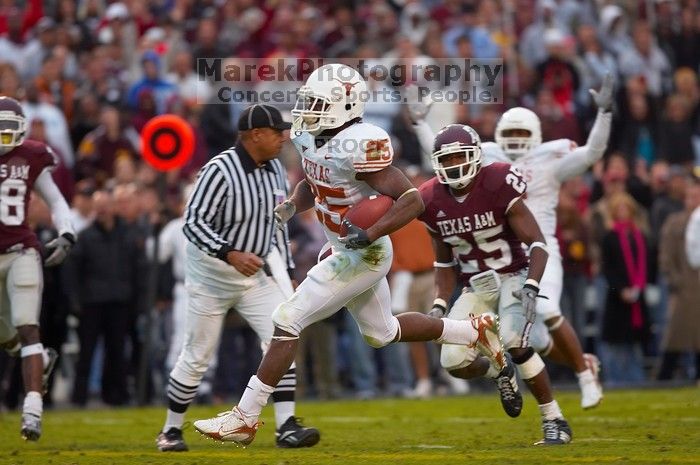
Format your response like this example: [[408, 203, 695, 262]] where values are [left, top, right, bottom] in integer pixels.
[[183, 143, 293, 270]]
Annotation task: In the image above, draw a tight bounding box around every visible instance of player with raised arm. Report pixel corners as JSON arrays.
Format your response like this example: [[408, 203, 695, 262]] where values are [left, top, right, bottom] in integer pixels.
[[420, 123, 572, 445], [411, 75, 613, 410], [0, 96, 74, 440], [192, 64, 506, 447]]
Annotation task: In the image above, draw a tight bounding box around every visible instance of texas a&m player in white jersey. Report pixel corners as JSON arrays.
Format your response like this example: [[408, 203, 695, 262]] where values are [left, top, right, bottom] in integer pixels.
[[0, 96, 75, 440], [192, 64, 505, 447], [412, 76, 613, 409]]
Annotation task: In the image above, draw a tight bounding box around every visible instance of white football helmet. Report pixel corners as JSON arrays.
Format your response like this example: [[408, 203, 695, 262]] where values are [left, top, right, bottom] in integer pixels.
[[0, 96, 27, 155], [495, 107, 542, 160], [291, 63, 367, 134]]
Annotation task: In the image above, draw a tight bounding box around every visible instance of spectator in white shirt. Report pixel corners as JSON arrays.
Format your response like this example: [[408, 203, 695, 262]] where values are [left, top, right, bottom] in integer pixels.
[[165, 49, 211, 105]]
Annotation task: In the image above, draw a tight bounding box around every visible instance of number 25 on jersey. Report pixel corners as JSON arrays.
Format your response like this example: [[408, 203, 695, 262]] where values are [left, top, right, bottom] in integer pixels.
[[505, 166, 526, 194]]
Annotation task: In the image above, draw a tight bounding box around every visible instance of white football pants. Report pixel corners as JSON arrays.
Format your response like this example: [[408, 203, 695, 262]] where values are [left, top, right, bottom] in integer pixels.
[[272, 236, 399, 348]]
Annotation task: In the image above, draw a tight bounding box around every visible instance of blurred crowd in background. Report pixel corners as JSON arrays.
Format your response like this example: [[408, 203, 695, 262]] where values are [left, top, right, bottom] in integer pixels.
[[1, 0, 700, 408]]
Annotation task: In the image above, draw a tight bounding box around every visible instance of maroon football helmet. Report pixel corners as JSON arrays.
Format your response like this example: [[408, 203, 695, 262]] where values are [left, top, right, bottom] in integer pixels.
[[0, 96, 26, 155], [431, 124, 482, 189]]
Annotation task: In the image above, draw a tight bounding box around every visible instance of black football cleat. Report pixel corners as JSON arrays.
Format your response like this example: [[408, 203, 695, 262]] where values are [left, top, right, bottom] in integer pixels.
[[156, 427, 188, 452], [275, 417, 320, 448], [534, 418, 572, 445], [494, 356, 523, 418]]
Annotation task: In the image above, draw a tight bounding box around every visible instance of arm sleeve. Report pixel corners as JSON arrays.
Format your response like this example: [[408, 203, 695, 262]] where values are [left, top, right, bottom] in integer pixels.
[[34, 169, 74, 236], [182, 163, 230, 256], [413, 120, 436, 172], [554, 110, 612, 181], [686, 208, 700, 269]]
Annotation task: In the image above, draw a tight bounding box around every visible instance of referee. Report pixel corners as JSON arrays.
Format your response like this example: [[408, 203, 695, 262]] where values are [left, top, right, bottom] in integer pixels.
[[156, 104, 320, 451]]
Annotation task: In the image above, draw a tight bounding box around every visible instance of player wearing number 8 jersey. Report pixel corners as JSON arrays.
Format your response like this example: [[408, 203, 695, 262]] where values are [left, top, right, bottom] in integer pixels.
[[192, 64, 506, 447], [419, 124, 571, 445], [0, 96, 74, 441]]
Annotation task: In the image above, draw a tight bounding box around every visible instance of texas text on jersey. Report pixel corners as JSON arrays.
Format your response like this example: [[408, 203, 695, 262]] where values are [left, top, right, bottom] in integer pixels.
[[0, 139, 57, 252], [292, 122, 393, 236], [418, 162, 528, 283]]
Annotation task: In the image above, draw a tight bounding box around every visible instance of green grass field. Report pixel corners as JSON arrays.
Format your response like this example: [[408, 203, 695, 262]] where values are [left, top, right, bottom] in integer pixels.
[[1, 387, 698, 465]]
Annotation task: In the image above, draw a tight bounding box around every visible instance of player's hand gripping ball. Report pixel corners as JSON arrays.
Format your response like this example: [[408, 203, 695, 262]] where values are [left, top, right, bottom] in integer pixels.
[[339, 195, 394, 249]]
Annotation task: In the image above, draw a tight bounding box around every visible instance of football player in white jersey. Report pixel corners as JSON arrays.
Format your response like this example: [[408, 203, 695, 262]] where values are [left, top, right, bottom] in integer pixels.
[[411, 75, 613, 409], [192, 64, 507, 447]]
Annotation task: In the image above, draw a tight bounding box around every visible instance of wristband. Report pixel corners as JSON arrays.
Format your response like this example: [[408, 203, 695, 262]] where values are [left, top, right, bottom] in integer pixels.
[[398, 187, 418, 201], [431, 298, 447, 316], [528, 241, 547, 254], [433, 259, 457, 268], [524, 279, 539, 293]]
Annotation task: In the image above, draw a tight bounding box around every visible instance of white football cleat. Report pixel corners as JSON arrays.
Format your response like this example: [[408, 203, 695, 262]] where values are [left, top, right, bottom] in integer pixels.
[[580, 353, 603, 409], [193, 406, 261, 446], [470, 312, 506, 372]]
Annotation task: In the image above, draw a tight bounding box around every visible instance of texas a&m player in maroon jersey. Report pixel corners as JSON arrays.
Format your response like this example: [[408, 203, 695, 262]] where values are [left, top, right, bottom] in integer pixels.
[[0, 96, 75, 441], [418, 124, 572, 446]]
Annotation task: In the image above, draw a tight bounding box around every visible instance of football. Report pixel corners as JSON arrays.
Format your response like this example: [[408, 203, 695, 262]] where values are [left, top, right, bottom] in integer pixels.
[[340, 194, 394, 234]]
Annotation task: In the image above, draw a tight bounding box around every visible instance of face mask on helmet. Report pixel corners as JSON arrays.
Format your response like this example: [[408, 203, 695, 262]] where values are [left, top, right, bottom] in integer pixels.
[[291, 87, 333, 134], [496, 128, 534, 159], [432, 143, 482, 189], [0, 113, 26, 155]]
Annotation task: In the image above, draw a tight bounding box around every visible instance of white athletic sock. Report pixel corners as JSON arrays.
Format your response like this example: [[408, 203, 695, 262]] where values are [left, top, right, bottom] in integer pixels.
[[435, 318, 477, 345], [42, 349, 49, 367], [538, 400, 563, 421], [238, 375, 275, 421], [23, 391, 43, 418], [272, 367, 297, 429], [577, 368, 594, 384], [163, 410, 185, 432], [274, 402, 294, 429]]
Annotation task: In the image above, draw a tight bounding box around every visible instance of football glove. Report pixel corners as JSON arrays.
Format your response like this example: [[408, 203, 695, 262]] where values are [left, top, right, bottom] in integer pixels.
[[338, 219, 372, 249], [274, 200, 296, 230], [44, 233, 76, 267], [512, 283, 538, 324], [589, 73, 614, 113]]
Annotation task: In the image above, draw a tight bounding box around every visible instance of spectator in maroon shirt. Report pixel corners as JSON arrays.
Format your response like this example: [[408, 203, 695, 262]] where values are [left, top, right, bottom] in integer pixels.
[[75, 104, 140, 186]]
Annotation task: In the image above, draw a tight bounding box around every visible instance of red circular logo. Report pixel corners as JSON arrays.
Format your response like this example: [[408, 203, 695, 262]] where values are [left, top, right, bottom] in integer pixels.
[[141, 115, 194, 171]]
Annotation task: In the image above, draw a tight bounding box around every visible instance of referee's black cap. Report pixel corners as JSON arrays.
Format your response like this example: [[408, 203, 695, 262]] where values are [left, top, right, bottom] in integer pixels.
[[237, 104, 292, 131]]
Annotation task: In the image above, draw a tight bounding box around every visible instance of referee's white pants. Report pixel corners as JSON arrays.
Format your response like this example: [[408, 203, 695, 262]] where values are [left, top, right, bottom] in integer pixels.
[[166, 282, 223, 373], [170, 242, 293, 387], [272, 236, 399, 348]]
